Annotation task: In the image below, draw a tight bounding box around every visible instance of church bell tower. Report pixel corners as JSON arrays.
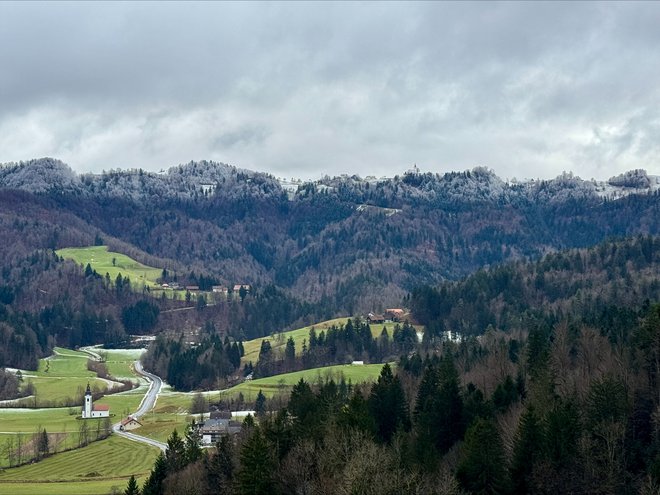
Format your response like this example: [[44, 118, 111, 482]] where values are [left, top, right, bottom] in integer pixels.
[[83, 383, 92, 418]]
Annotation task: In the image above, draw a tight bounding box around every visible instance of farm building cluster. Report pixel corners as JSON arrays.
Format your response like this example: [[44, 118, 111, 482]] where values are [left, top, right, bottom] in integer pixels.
[[366, 308, 407, 324]]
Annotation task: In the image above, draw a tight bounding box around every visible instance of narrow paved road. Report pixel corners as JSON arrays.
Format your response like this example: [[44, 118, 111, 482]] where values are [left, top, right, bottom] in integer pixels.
[[112, 361, 168, 452]]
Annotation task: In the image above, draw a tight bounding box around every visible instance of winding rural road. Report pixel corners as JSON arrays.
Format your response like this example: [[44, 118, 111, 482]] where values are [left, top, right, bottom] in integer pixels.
[[111, 361, 168, 452]]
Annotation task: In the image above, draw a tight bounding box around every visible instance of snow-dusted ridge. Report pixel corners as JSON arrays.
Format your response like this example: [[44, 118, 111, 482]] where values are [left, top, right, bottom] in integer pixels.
[[1, 158, 658, 204]]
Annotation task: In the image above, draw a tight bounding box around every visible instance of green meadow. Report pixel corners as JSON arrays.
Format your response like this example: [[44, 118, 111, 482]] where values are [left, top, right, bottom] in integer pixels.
[[0, 346, 146, 466], [11, 348, 113, 407], [241, 317, 420, 366], [225, 363, 391, 399], [100, 348, 146, 379], [57, 245, 163, 291], [0, 435, 158, 495]]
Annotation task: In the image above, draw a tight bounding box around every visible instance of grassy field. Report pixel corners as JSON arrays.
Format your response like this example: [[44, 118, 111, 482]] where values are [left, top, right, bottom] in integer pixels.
[[0, 435, 158, 495], [0, 479, 142, 495], [10, 348, 115, 408], [100, 348, 146, 379], [241, 317, 349, 364], [57, 245, 163, 291], [226, 363, 391, 399], [56, 245, 209, 301], [0, 346, 147, 466], [241, 317, 421, 366]]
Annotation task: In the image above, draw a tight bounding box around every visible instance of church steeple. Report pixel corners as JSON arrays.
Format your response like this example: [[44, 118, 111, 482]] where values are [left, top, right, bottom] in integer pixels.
[[85, 382, 91, 396]]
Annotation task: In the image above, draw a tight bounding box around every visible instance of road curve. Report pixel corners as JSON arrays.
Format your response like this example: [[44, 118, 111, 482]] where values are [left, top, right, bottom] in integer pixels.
[[112, 360, 167, 452]]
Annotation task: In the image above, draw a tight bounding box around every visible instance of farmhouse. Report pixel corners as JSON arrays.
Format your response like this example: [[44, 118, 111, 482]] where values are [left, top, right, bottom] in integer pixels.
[[212, 285, 229, 294], [185, 285, 200, 291], [198, 418, 242, 445], [81, 383, 110, 419], [367, 313, 385, 324], [119, 416, 142, 431], [385, 308, 405, 322]]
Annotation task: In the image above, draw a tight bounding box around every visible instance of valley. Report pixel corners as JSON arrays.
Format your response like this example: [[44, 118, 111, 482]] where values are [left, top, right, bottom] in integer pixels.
[[0, 318, 393, 494]]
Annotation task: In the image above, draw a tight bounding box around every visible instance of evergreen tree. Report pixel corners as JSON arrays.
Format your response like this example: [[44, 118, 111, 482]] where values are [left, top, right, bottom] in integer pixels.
[[544, 399, 581, 467], [255, 389, 267, 417], [37, 428, 49, 458], [206, 435, 235, 494], [184, 422, 203, 465], [510, 406, 544, 495], [338, 390, 376, 435], [255, 340, 273, 377], [457, 418, 511, 495], [368, 363, 410, 443], [284, 337, 296, 371], [414, 356, 464, 465], [142, 453, 167, 495], [125, 474, 141, 495], [238, 427, 277, 495], [165, 429, 186, 473], [288, 379, 319, 438]]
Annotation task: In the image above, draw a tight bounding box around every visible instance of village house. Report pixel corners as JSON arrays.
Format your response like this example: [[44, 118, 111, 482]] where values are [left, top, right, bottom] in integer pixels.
[[385, 308, 405, 322], [81, 383, 110, 419], [119, 416, 142, 431], [212, 285, 229, 294], [367, 312, 385, 324], [197, 418, 242, 445], [185, 285, 200, 292]]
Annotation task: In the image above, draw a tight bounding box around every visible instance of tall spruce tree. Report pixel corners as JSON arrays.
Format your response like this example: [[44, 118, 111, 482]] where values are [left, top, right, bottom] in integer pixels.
[[142, 452, 167, 495], [368, 363, 409, 443], [165, 429, 186, 473], [510, 406, 544, 495], [124, 474, 141, 495], [457, 418, 511, 495], [238, 427, 277, 495], [206, 435, 235, 494], [414, 356, 464, 466]]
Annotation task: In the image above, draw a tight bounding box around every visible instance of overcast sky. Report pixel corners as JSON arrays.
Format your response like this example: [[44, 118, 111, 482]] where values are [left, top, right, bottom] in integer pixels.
[[1, 2, 659, 180]]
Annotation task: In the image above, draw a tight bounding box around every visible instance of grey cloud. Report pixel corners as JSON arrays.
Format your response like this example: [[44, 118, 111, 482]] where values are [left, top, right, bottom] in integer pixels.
[[0, 2, 659, 180]]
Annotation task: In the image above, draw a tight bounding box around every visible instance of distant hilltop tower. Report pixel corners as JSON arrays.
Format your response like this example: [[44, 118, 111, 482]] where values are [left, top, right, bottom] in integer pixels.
[[405, 164, 420, 175], [81, 383, 110, 419]]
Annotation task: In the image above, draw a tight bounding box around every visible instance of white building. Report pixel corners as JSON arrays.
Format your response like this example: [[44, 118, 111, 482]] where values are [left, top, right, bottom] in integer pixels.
[[81, 383, 110, 419]]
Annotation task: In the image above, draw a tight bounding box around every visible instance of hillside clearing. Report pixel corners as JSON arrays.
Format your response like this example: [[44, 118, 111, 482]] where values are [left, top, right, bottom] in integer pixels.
[[225, 362, 391, 399], [241, 317, 420, 366], [56, 245, 163, 291]]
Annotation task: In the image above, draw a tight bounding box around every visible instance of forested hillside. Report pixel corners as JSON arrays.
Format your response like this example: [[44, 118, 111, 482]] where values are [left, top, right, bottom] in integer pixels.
[[1, 158, 659, 373], [138, 301, 660, 494], [135, 235, 660, 494], [1, 158, 659, 314]]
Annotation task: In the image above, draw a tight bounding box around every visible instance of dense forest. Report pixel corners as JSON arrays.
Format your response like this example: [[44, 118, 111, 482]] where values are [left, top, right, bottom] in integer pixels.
[[140, 235, 660, 391], [134, 300, 660, 495]]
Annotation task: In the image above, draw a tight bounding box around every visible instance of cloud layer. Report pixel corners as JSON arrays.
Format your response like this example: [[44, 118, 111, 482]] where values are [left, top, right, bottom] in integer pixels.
[[1, 2, 659, 180]]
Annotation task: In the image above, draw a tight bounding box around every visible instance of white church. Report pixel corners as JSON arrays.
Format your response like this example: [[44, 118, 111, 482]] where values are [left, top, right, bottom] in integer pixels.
[[81, 383, 110, 419]]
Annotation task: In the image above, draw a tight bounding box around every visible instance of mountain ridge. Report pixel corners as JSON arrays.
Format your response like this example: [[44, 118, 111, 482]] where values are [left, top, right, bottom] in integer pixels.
[[2, 157, 659, 204], [0, 157, 659, 315]]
